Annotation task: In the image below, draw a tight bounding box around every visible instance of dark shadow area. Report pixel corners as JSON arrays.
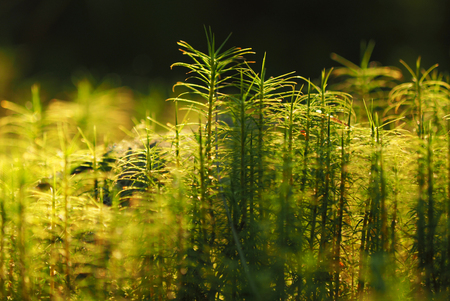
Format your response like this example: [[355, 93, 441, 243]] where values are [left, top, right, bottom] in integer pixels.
[[0, 0, 449, 104]]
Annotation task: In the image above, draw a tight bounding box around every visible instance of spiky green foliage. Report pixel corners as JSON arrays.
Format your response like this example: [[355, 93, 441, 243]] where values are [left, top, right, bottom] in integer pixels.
[[1, 31, 450, 301]]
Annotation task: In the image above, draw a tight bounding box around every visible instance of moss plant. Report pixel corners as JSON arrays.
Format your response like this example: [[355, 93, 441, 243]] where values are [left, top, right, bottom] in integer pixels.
[[2, 30, 450, 300], [331, 41, 402, 121]]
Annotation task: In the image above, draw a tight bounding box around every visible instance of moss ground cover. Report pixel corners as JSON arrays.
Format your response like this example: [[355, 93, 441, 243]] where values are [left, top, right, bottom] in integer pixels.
[[1, 31, 450, 300]]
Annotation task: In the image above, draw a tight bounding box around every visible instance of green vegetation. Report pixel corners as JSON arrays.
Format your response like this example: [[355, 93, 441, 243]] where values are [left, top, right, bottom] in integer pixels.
[[1, 30, 450, 300]]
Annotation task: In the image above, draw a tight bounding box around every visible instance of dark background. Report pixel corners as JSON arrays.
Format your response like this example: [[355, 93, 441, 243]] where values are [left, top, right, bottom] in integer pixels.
[[1, 0, 449, 100]]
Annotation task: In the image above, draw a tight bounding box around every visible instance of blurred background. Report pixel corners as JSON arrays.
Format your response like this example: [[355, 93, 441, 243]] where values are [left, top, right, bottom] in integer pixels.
[[0, 0, 449, 119]]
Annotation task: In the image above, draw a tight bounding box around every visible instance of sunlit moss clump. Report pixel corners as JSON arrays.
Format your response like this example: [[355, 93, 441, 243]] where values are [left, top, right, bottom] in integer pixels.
[[0, 31, 450, 300]]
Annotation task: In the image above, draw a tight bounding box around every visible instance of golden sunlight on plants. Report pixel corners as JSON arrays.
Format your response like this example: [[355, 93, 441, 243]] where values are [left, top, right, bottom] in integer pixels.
[[0, 30, 449, 300]]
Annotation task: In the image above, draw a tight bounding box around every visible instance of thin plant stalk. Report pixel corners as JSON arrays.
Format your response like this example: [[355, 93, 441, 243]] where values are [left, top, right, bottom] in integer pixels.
[[17, 168, 30, 301], [50, 168, 57, 300], [334, 123, 348, 300], [425, 130, 436, 293], [58, 124, 74, 296]]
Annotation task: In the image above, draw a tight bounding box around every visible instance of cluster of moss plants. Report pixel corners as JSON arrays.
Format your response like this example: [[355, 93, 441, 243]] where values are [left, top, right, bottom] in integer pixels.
[[0, 30, 450, 300]]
